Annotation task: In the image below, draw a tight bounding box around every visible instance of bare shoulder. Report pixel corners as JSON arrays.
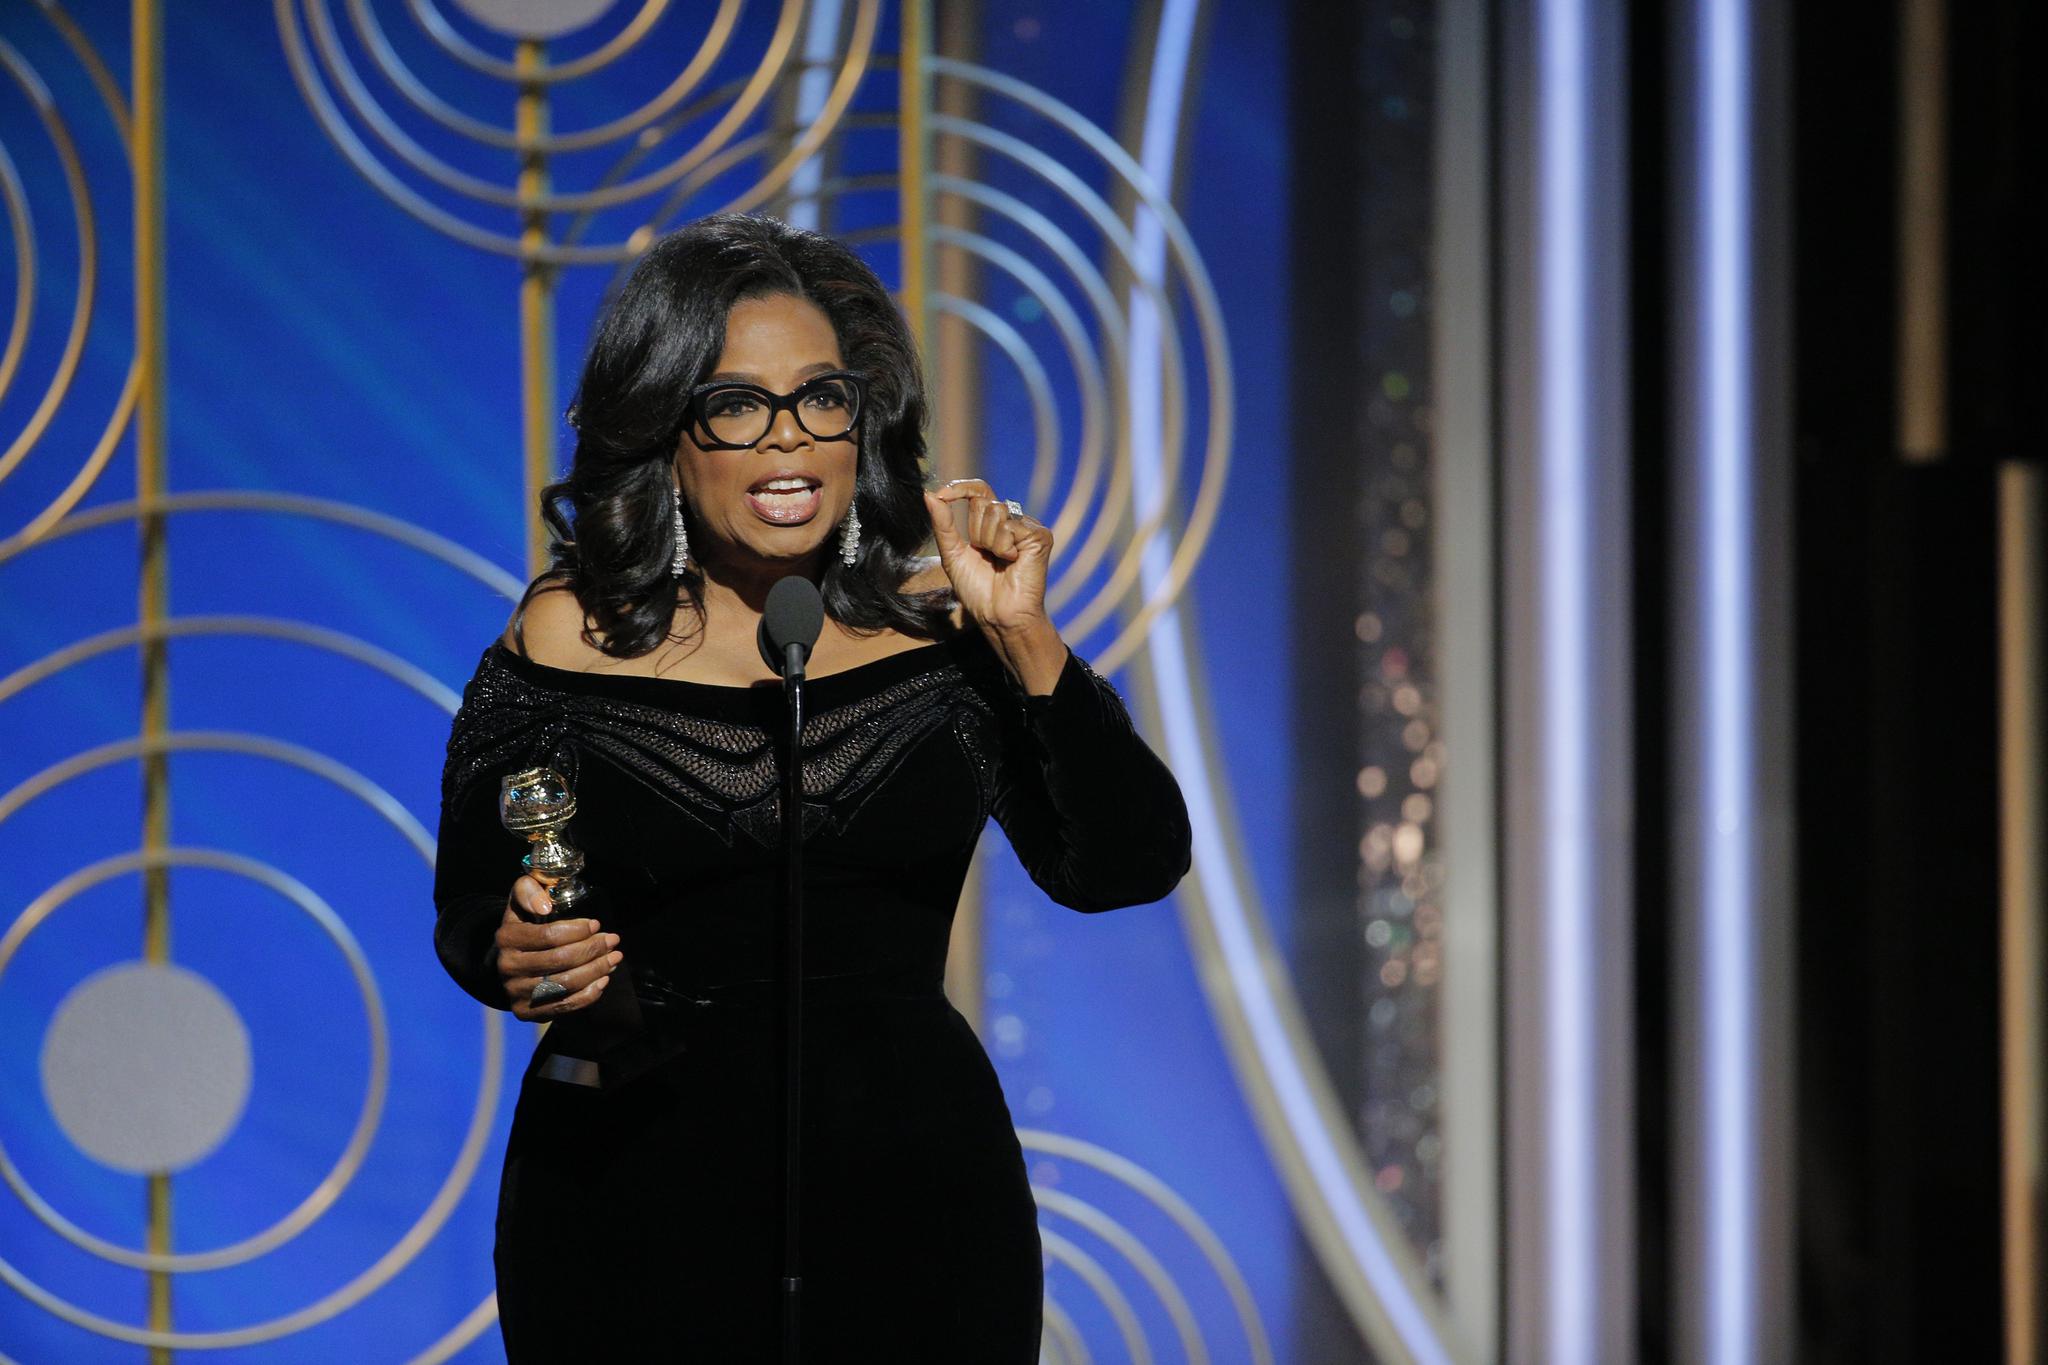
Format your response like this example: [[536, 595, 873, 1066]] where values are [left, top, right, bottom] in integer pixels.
[[500, 581, 600, 668]]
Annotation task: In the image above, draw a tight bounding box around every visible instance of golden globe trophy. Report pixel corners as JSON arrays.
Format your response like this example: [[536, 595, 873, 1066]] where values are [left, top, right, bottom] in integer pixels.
[[498, 766, 642, 1075], [498, 766, 598, 917]]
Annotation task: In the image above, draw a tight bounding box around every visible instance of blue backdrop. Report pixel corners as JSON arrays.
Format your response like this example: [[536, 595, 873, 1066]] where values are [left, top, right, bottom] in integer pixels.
[[0, 3, 1324, 1360]]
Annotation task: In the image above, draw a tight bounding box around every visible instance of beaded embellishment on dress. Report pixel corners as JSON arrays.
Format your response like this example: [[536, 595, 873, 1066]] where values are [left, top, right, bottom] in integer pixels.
[[439, 646, 1000, 848]]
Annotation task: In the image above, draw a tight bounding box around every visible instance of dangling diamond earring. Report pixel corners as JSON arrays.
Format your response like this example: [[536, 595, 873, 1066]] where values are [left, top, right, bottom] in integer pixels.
[[670, 483, 690, 576], [839, 498, 861, 567]]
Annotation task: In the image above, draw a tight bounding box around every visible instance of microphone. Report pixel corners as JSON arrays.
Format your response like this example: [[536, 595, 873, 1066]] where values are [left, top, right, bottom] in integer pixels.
[[755, 572, 823, 1362], [757, 574, 824, 680]]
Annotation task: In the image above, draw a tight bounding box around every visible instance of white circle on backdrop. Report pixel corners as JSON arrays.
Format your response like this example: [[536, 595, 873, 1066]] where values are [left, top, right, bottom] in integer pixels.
[[41, 962, 252, 1174], [447, 0, 619, 38]]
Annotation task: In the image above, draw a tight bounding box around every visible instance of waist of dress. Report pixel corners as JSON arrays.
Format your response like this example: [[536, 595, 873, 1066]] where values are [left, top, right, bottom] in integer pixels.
[[631, 962, 947, 1011], [534, 964, 951, 1091]]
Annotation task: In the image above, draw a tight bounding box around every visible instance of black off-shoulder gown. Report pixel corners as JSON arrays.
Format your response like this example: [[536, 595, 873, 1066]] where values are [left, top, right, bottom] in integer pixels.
[[430, 624, 1192, 1361]]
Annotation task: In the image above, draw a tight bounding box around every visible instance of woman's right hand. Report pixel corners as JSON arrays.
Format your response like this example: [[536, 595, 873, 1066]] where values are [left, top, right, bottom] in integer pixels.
[[494, 873, 624, 1020]]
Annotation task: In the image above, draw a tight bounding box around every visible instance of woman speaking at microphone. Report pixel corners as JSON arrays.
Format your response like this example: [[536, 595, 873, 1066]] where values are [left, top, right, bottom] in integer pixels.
[[429, 212, 1191, 1360]]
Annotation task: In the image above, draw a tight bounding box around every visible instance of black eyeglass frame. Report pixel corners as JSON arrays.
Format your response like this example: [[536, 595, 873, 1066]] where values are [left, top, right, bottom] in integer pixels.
[[682, 369, 870, 451]]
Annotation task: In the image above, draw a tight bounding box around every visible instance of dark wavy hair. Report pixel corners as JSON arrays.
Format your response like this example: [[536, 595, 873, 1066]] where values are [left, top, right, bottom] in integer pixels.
[[519, 212, 951, 660]]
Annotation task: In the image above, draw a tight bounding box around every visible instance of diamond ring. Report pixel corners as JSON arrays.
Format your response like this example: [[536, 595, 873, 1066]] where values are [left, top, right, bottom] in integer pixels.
[[1003, 498, 1024, 518], [530, 975, 569, 1006]]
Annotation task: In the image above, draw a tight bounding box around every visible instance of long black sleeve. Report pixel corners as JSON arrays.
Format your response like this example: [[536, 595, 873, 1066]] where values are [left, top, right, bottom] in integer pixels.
[[431, 774, 522, 1010], [431, 643, 582, 1011], [982, 641, 1193, 912]]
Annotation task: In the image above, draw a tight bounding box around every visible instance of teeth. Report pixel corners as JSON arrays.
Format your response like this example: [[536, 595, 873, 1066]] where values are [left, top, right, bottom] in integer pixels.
[[756, 478, 815, 493]]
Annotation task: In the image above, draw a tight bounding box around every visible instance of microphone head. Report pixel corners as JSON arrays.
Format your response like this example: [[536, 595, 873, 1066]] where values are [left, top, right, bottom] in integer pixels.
[[757, 574, 825, 677]]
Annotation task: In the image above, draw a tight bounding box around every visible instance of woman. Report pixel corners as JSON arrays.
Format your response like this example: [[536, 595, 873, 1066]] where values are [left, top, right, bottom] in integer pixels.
[[430, 212, 1191, 1359]]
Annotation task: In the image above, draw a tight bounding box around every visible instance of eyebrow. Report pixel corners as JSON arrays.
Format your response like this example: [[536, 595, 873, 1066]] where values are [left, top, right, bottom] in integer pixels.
[[701, 361, 842, 386]]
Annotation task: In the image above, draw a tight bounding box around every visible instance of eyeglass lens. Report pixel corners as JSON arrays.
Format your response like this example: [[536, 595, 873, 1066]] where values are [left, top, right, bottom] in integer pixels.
[[698, 377, 861, 446]]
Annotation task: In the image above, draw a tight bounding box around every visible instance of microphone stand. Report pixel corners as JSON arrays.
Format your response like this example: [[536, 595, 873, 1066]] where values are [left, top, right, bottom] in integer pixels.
[[776, 640, 807, 1364], [757, 574, 821, 1363]]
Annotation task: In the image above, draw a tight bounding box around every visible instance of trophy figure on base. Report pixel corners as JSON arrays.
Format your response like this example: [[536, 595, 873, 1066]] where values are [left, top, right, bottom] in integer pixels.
[[499, 766, 643, 1067]]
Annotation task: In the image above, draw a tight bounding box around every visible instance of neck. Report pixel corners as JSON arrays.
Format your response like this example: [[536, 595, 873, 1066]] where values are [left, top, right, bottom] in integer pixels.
[[693, 544, 829, 622]]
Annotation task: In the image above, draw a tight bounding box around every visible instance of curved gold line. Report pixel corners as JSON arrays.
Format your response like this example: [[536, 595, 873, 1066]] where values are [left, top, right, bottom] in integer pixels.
[[629, 114, 880, 241], [1, 6, 137, 548], [0, 365, 136, 555], [0, 490, 525, 598], [777, 164, 899, 202], [0, 616, 463, 714], [0, 138, 37, 403], [1042, 1296, 1092, 1365], [552, 75, 863, 253], [924, 115, 1158, 611], [0, 37, 104, 483], [0, 0, 123, 411], [37, 3, 136, 140], [930, 220, 1112, 557], [1041, 1227, 1153, 1365], [0, 838, 390, 1272], [292, 0, 803, 215], [0, 838, 504, 1345], [403, 1291, 500, 1364], [404, 0, 666, 83], [1020, 1129, 1273, 1363], [531, 74, 896, 264], [840, 188, 1133, 620], [954, 44, 1452, 1344], [1035, 1185, 1207, 1364], [0, 731, 431, 853], [1126, 630, 1462, 1354], [923, 113, 1184, 625], [710, 0, 879, 218], [929, 175, 1124, 555], [931, 292, 1060, 518], [28, 3, 136, 540], [929, 62, 1236, 674], [835, 119, 1214, 660], [340, 0, 740, 154], [939, 61, 1441, 1348], [269, 0, 623, 262]]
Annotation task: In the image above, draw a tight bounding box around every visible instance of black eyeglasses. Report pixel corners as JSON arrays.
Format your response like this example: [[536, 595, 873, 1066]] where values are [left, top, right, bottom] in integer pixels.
[[684, 370, 867, 451]]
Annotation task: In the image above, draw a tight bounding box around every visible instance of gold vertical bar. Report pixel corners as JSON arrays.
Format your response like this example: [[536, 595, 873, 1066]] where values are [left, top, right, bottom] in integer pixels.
[[2000, 461, 2045, 1365], [927, 0, 983, 1033], [133, 0, 175, 1352], [146, 1172, 172, 1358], [897, 0, 930, 356], [133, 0, 169, 963], [1895, 0, 1946, 464], [770, 60, 802, 223], [516, 40, 557, 580], [929, 1, 978, 484]]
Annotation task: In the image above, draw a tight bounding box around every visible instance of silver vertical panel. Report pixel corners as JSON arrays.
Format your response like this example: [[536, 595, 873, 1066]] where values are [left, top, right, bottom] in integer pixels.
[[1497, 0, 1638, 1359], [1669, 0, 1794, 1360], [1432, 0, 1501, 1357]]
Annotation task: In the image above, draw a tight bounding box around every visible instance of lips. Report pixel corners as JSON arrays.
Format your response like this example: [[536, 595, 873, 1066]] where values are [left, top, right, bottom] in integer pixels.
[[745, 475, 822, 526]]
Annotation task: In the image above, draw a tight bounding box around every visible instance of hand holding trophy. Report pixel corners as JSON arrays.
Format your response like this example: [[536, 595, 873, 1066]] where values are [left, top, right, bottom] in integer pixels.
[[494, 767, 643, 1054]]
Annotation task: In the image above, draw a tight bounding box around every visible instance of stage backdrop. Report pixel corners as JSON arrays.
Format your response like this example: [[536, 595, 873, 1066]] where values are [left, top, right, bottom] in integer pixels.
[[0, 3, 1480, 1361]]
